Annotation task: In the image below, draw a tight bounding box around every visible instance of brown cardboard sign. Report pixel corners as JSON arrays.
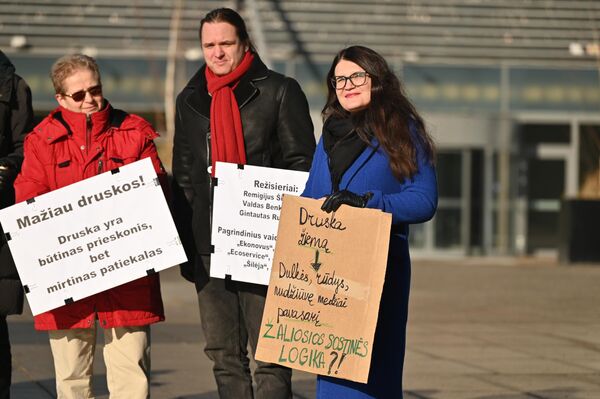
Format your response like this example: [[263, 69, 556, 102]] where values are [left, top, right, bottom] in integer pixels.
[[255, 195, 391, 383]]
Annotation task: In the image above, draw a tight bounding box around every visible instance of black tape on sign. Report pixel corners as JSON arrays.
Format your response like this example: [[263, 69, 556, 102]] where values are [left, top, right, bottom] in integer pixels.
[[64, 297, 74, 305], [146, 268, 156, 276], [111, 167, 120, 175]]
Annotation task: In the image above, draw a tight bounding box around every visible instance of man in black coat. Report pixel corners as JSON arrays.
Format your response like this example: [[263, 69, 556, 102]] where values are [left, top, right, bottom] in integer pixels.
[[0, 50, 33, 399], [171, 8, 315, 399]]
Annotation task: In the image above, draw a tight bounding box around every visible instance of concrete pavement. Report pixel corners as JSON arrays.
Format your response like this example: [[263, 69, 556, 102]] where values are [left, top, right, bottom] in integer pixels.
[[8, 257, 600, 398]]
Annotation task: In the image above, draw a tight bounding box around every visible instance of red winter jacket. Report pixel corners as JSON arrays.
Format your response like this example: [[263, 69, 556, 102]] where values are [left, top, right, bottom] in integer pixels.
[[14, 103, 165, 330]]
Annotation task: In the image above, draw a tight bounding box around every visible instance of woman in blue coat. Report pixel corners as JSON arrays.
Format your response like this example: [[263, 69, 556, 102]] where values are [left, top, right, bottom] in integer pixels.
[[302, 46, 438, 398]]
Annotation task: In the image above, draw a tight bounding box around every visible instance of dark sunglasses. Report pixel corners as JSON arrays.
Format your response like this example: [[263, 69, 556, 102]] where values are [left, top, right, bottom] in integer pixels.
[[63, 84, 103, 102]]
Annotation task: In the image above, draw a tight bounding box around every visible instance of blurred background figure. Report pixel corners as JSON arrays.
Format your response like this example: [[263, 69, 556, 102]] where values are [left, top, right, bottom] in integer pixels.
[[0, 49, 33, 399]]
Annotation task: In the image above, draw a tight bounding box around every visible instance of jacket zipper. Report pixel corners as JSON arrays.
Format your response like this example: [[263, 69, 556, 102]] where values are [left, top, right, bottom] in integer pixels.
[[207, 132, 213, 228], [86, 114, 92, 155], [85, 114, 103, 177]]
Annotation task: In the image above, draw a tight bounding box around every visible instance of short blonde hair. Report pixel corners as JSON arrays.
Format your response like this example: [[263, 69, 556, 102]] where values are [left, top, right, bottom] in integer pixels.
[[50, 54, 101, 94]]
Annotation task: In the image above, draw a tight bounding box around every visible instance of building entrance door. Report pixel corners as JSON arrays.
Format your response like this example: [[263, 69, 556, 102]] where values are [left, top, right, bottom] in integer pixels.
[[410, 148, 483, 256], [525, 157, 566, 253], [516, 123, 572, 255]]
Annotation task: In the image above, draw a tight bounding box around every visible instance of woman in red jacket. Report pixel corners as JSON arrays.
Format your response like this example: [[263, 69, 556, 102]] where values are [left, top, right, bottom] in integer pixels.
[[14, 54, 165, 399]]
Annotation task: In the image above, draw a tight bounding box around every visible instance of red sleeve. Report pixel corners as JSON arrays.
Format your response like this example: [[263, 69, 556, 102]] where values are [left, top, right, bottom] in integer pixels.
[[14, 134, 51, 203]]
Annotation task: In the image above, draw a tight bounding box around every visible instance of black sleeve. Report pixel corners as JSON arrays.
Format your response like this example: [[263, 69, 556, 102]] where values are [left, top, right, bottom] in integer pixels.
[[172, 93, 197, 282], [5, 74, 33, 171], [172, 94, 195, 202]]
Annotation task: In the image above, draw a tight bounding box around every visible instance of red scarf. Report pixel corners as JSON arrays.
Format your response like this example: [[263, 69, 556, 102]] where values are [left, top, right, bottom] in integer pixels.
[[205, 51, 255, 176]]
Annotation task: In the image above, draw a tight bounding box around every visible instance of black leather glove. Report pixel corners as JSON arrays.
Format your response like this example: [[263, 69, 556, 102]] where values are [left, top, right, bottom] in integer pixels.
[[321, 190, 373, 213], [0, 160, 17, 192]]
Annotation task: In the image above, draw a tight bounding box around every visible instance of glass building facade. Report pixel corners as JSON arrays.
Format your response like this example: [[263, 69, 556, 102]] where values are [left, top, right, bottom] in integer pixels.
[[9, 53, 600, 257]]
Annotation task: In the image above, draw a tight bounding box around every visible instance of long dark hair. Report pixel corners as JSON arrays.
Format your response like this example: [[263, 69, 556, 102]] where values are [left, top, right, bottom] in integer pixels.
[[200, 8, 256, 53], [323, 46, 435, 181]]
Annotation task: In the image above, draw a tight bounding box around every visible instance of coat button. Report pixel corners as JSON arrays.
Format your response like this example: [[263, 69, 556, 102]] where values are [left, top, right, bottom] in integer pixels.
[[80, 145, 85, 150]]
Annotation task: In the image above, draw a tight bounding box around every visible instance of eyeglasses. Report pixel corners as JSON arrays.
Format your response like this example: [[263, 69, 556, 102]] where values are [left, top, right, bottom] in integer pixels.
[[330, 72, 370, 90], [62, 84, 102, 102]]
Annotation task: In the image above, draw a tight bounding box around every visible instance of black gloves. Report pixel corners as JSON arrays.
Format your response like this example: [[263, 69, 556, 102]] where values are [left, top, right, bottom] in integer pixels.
[[0, 159, 17, 192], [321, 190, 373, 213]]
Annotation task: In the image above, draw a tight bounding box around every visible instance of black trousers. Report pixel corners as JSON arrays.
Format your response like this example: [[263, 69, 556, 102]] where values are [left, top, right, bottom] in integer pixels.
[[0, 315, 11, 399], [195, 255, 292, 399]]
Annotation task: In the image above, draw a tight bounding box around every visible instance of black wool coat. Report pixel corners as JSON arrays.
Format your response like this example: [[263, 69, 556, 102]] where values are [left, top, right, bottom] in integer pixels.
[[171, 54, 315, 281], [0, 50, 33, 315]]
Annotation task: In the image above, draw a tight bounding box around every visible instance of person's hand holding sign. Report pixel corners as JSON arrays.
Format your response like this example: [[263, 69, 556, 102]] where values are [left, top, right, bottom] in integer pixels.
[[321, 190, 373, 213]]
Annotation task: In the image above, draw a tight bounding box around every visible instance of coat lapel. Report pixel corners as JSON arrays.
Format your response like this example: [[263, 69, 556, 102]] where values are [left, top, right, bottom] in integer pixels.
[[183, 66, 211, 120], [233, 79, 257, 110], [234, 55, 268, 109], [186, 87, 211, 120]]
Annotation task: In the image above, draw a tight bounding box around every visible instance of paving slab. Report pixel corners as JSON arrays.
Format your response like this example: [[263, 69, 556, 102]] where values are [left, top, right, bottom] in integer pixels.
[[7, 257, 600, 398]]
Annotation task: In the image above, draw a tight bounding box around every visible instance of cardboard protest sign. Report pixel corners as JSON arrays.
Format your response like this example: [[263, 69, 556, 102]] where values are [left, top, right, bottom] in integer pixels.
[[0, 158, 187, 315], [211, 162, 308, 285], [255, 195, 391, 383]]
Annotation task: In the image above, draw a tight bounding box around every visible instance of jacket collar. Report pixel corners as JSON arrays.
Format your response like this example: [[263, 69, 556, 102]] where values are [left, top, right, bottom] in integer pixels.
[[43, 102, 112, 143], [185, 53, 269, 119]]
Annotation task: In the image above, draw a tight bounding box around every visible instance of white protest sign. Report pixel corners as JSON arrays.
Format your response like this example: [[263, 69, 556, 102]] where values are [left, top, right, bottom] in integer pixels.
[[211, 162, 309, 285], [0, 158, 187, 315]]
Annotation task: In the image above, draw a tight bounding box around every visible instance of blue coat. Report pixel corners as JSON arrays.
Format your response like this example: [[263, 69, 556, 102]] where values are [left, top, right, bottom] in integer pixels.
[[302, 134, 437, 398]]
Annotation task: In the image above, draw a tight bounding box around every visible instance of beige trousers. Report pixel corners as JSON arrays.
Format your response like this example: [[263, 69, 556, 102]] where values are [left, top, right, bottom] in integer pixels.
[[48, 325, 151, 399]]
